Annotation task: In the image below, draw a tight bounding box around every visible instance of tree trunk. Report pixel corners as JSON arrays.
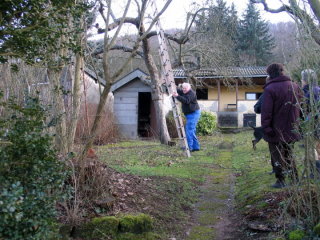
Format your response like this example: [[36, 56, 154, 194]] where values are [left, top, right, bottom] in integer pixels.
[[153, 98, 171, 144], [141, 29, 171, 144], [80, 83, 111, 160], [67, 54, 83, 152], [48, 69, 68, 155], [66, 0, 85, 152]]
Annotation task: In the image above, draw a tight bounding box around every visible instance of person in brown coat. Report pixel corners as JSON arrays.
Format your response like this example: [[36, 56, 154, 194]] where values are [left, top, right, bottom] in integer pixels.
[[261, 63, 301, 188]]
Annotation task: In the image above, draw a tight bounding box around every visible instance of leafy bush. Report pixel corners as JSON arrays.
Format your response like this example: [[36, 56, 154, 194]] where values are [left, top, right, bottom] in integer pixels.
[[196, 111, 217, 135], [314, 222, 320, 235], [0, 97, 68, 240]]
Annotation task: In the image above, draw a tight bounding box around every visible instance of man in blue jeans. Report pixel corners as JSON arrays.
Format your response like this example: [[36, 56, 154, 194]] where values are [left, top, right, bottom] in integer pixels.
[[172, 83, 201, 152]]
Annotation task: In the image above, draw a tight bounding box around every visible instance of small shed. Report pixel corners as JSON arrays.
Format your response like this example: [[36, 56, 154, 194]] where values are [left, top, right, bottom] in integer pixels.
[[111, 69, 171, 139], [112, 66, 268, 139]]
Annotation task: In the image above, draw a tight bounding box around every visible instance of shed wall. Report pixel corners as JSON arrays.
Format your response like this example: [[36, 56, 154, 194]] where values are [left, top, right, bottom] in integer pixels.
[[113, 79, 151, 138]]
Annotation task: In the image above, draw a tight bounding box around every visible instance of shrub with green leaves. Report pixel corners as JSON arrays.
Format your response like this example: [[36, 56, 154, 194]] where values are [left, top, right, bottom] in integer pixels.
[[196, 111, 217, 135], [0, 97, 68, 240]]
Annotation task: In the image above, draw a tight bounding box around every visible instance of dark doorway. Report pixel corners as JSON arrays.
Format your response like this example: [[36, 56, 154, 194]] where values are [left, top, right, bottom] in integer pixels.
[[138, 92, 152, 137], [196, 88, 208, 100]]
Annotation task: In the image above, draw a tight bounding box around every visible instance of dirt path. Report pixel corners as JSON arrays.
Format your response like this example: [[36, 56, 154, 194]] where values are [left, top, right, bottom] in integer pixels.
[[185, 149, 247, 240]]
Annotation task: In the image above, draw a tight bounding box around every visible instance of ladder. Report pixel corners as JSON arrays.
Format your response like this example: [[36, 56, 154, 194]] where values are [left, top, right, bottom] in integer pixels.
[[150, 0, 191, 157]]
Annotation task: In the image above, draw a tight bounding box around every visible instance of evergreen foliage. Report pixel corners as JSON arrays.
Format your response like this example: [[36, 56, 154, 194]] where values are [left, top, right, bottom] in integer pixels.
[[192, 0, 239, 67], [0, 0, 88, 65], [195, 0, 238, 39], [236, 2, 275, 66], [0, 96, 68, 239]]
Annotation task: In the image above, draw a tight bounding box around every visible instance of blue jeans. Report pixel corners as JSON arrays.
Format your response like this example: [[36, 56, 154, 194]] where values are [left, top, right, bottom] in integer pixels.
[[185, 109, 201, 151]]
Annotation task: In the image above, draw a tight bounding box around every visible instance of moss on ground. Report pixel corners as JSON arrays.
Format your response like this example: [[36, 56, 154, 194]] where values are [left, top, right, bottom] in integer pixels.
[[187, 226, 215, 240], [119, 214, 153, 234], [70, 214, 157, 240], [73, 216, 119, 239], [198, 201, 225, 212], [288, 229, 305, 240], [116, 232, 161, 240], [198, 212, 219, 225]]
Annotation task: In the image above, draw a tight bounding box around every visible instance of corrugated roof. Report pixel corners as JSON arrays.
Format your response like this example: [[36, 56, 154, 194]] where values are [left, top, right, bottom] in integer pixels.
[[84, 67, 106, 85], [173, 66, 267, 78], [111, 67, 268, 92], [110, 68, 148, 92]]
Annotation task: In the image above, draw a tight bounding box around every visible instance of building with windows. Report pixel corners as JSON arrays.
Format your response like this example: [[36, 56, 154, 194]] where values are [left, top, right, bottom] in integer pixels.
[[111, 67, 267, 138], [173, 67, 267, 128]]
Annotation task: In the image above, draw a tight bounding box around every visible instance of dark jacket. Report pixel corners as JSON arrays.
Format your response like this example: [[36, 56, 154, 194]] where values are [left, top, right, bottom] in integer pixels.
[[261, 75, 301, 143], [302, 84, 320, 114], [176, 89, 200, 115], [254, 94, 264, 114]]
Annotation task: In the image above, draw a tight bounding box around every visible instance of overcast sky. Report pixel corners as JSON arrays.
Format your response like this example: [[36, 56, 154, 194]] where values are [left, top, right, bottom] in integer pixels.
[[94, 0, 293, 39], [160, 0, 293, 30]]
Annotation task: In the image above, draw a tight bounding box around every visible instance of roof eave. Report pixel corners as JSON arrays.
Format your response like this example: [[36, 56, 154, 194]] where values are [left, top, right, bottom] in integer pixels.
[[174, 74, 268, 79]]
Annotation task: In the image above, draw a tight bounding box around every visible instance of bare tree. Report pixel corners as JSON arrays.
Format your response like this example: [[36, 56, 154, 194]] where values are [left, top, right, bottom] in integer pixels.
[[81, 0, 176, 159], [269, 22, 299, 64], [250, 0, 320, 46]]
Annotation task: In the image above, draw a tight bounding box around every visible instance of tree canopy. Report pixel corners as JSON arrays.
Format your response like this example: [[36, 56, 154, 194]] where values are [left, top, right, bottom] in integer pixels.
[[236, 1, 275, 66]]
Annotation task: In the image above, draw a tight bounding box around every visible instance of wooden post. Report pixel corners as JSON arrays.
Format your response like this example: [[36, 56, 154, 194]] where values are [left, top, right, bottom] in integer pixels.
[[217, 80, 221, 112], [236, 79, 239, 128], [83, 76, 90, 135], [235, 79, 238, 108]]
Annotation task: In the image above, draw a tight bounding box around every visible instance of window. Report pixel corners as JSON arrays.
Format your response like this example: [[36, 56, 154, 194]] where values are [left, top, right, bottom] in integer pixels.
[[196, 88, 208, 100], [245, 92, 263, 100]]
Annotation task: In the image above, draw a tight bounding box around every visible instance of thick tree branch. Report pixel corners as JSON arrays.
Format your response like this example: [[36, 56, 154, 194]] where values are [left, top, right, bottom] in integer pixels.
[[145, 31, 189, 44], [93, 44, 144, 57], [250, 0, 320, 45], [309, 0, 320, 23], [97, 17, 139, 33], [107, 0, 132, 51], [144, 0, 172, 34], [97, 0, 173, 35], [250, 0, 293, 13], [184, 8, 210, 37]]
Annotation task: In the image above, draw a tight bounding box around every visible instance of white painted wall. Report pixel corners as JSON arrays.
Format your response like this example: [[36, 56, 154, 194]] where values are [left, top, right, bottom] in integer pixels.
[[198, 100, 218, 112], [237, 100, 261, 127], [198, 100, 261, 127]]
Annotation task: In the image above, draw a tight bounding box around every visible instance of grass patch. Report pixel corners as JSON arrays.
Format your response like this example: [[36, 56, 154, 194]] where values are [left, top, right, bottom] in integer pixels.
[[97, 137, 219, 238], [95, 130, 307, 239], [230, 131, 277, 208], [198, 201, 225, 212], [187, 226, 215, 240], [98, 139, 215, 182], [198, 212, 219, 225], [231, 131, 306, 209]]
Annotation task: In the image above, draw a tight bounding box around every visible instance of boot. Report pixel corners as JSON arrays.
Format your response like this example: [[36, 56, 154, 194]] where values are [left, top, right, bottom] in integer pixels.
[[271, 179, 286, 189]]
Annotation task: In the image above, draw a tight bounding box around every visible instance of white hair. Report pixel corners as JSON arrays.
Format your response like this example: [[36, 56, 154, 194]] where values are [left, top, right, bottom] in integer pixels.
[[301, 69, 317, 82], [181, 82, 191, 89]]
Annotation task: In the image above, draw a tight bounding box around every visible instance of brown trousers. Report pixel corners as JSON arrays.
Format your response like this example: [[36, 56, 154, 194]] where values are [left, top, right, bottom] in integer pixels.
[[268, 142, 298, 182]]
